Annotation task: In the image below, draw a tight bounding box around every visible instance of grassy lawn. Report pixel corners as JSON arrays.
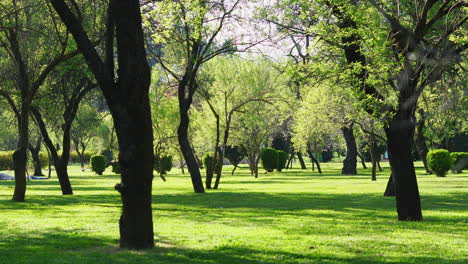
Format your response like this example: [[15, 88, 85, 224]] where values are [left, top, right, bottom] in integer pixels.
[[0, 162, 466, 264]]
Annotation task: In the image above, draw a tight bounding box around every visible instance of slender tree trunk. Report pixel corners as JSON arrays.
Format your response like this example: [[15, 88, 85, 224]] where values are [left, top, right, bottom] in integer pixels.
[[357, 152, 367, 169], [415, 112, 430, 173], [377, 160, 383, 172], [297, 152, 307, 169], [341, 124, 357, 175], [385, 109, 422, 221], [307, 150, 322, 174], [369, 135, 377, 181], [178, 98, 204, 193], [31, 108, 74, 195], [231, 164, 238, 175], [55, 161, 73, 194]]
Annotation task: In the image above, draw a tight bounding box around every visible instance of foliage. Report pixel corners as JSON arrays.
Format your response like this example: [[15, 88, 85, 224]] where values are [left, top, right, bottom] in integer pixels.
[[0, 151, 14, 170], [427, 150, 453, 177], [276, 150, 288, 172], [202, 153, 216, 174], [225, 146, 246, 167], [111, 162, 121, 175], [100, 149, 114, 163], [155, 156, 173, 176], [261, 148, 278, 172], [90, 155, 107, 175], [450, 152, 468, 173]]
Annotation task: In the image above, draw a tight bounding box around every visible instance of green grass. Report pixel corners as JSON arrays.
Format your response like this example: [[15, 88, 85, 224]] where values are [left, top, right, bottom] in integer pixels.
[[0, 162, 467, 264]]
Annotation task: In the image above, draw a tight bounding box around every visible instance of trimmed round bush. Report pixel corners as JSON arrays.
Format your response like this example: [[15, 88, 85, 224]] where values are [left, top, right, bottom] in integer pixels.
[[450, 152, 468, 173], [276, 150, 288, 172], [111, 162, 121, 174], [261, 148, 278, 172], [202, 152, 216, 173], [427, 149, 452, 177], [155, 156, 173, 175], [90, 155, 107, 175]]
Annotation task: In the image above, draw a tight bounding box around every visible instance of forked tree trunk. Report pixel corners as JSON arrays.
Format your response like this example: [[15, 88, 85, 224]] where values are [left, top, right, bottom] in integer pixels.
[[341, 124, 357, 175], [297, 152, 307, 169], [307, 150, 322, 174], [29, 137, 44, 176], [385, 109, 422, 221], [357, 152, 367, 169]]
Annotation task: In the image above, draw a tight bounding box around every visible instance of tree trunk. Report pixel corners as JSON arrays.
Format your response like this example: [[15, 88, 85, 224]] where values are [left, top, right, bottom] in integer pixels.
[[341, 124, 357, 175], [307, 150, 322, 174], [31, 107, 74, 195], [29, 137, 44, 176], [13, 106, 29, 202], [385, 110, 422, 221], [357, 152, 367, 169], [369, 135, 377, 181], [231, 164, 238, 175], [415, 111, 430, 173], [50, 0, 155, 249], [377, 160, 383, 172], [297, 152, 307, 169], [178, 98, 205, 193], [286, 152, 294, 169], [55, 162, 73, 194], [384, 173, 395, 196]]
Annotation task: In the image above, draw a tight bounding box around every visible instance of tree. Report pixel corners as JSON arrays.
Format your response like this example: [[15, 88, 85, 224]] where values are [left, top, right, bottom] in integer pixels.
[[50, 0, 155, 249], [71, 103, 103, 171], [31, 60, 95, 195], [0, 0, 79, 201], [197, 56, 278, 189], [146, 0, 244, 193]]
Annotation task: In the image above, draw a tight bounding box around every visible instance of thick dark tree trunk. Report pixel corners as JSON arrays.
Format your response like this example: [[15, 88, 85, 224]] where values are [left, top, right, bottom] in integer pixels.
[[384, 174, 395, 196], [341, 124, 357, 175], [13, 106, 29, 202], [50, 0, 155, 249], [357, 152, 367, 169], [385, 110, 422, 221], [29, 137, 44, 176], [297, 152, 307, 169], [178, 99, 205, 193]]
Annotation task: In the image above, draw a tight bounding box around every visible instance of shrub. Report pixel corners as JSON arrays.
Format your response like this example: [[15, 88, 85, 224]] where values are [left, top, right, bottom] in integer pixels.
[[450, 152, 468, 173], [427, 149, 452, 177], [90, 155, 107, 175], [261, 148, 278, 172], [69, 152, 92, 164], [276, 150, 288, 171], [322, 151, 334, 162], [202, 152, 216, 173], [155, 156, 173, 175], [111, 162, 121, 174], [225, 146, 246, 166], [0, 151, 14, 170], [100, 149, 114, 162], [39, 152, 49, 169]]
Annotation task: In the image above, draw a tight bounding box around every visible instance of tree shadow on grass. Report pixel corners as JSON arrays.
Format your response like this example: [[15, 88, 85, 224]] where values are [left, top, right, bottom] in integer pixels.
[[0, 229, 464, 264]]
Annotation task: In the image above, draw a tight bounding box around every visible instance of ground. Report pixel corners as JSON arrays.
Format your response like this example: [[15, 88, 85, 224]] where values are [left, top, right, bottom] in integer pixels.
[[0, 162, 466, 264]]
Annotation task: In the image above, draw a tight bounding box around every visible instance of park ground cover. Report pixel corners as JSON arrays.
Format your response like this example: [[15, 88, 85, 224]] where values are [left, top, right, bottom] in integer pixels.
[[0, 162, 466, 264]]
